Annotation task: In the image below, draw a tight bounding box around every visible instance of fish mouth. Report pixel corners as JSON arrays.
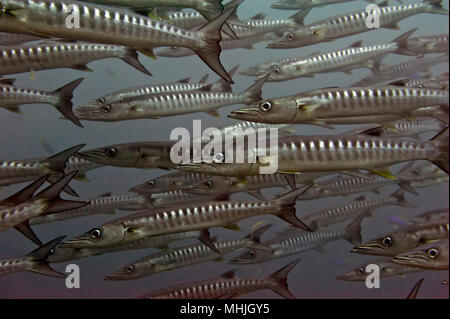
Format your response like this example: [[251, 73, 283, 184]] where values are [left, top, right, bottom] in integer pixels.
[[59, 235, 94, 249], [228, 107, 260, 119], [351, 243, 383, 255], [228, 258, 254, 264], [270, 3, 303, 9], [239, 69, 262, 77], [393, 254, 430, 266], [104, 271, 129, 281], [176, 163, 214, 172], [181, 184, 208, 194], [335, 274, 358, 281], [128, 185, 151, 194], [266, 41, 292, 49]]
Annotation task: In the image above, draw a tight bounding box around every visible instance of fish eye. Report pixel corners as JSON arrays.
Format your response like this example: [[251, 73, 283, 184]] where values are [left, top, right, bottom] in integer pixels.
[[259, 101, 272, 112], [89, 228, 102, 240], [427, 248, 439, 258], [126, 265, 134, 273], [271, 65, 281, 74], [358, 267, 365, 275], [147, 181, 155, 187], [49, 248, 55, 255], [97, 97, 106, 104], [101, 105, 112, 113], [105, 147, 118, 157], [205, 180, 213, 187], [381, 236, 393, 247], [249, 250, 256, 257], [285, 32, 294, 41]]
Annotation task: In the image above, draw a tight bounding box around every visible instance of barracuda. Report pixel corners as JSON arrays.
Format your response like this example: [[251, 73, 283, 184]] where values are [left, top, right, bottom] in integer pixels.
[[0, 236, 65, 278], [60, 186, 312, 250], [177, 128, 449, 177], [248, 29, 418, 82], [267, 1, 448, 49], [0, 42, 151, 76], [104, 224, 271, 280], [76, 66, 238, 113], [409, 209, 449, 224], [0, 77, 85, 126], [271, 0, 386, 10], [75, 74, 267, 122], [30, 192, 151, 225], [410, 174, 449, 189], [0, 144, 84, 196], [302, 189, 414, 230], [0, 172, 88, 245], [230, 212, 367, 264], [393, 239, 449, 270], [184, 172, 333, 200], [352, 219, 449, 257], [229, 86, 448, 124], [353, 53, 449, 86], [355, 118, 448, 139], [136, 258, 300, 299], [149, 190, 222, 208], [406, 33, 449, 54], [389, 72, 449, 90], [76, 142, 176, 169], [48, 230, 203, 263], [0, 31, 42, 45], [336, 258, 423, 281], [0, 0, 238, 82]]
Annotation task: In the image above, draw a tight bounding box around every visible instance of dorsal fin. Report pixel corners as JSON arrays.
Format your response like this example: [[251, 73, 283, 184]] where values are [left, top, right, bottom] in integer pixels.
[[354, 195, 367, 201], [220, 269, 237, 279], [348, 40, 363, 48], [251, 12, 266, 20]]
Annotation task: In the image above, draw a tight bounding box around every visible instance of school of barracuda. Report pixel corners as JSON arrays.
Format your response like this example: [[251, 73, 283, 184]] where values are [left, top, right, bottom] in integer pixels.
[[0, 0, 448, 299]]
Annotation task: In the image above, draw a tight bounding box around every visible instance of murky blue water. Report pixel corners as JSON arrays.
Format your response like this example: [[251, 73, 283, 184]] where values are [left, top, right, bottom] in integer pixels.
[[0, 0, 448, 298]]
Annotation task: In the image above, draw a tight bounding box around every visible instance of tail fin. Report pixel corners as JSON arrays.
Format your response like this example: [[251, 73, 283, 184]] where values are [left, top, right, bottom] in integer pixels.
[[344, 211, 370, 245], [34, 171, 89, 214], [26, 236, 66, 278], [53, 78, 85, 127], [275, 186, 313, 231], [44, 144, 85, 173], [195, 7, 238, 83], [392, 28, 418, 56], [242, 73, 269, 103], [211, 65, 238, 93], [122, 48, 152, 76], [388, 189, 416, 208], [430, 127, 449, 173], [2, 175, 48, 206], [407, 278, 424, 299], [268, 258, 300, 299], [424, 0, 448, 15]]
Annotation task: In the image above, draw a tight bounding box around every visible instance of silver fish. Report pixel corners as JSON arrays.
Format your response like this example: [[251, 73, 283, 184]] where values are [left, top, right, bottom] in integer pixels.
[[0, 144, 85, 196], [0, 41, 151, 76], [48, 230, 203, 263], [0, 77, 85, 126], [267, 1, 448, 49], [0, 172, 88, 245], [230, 86, 449, 124], [407, 33, 449, 54], [74, 74, 267, 122], [389, 72, 449, 90], [409, 209, 449, 224], [271, 0, 393, 10], [302, 189, 414, 231], [393, 239, 449, 270], [410, 174, 449, 189], [104, 224, 271, 280], [230, 212, 367, 264], [30, 192, 151, 225], [0, 236, 65, 278], [60, 187, 312, 250], [247, 29, 418, 82], [0, 31, 42, 45], [149, 190, 222, 208], [336, 258, 423, 281], [136, 258, 300, 299], [352, 219, 449, 257], [0, 0, 238, 82], [353, 53, 449, 86]]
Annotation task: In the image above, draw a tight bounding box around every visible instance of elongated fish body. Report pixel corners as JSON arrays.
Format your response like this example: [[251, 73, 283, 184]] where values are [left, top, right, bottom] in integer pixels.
[[268, 2, 448, 49], [76, 142, 176, 169], [167, 10, 210, 30], [410, 174, 449, 189], [353, 54, 449, 86], [63, 155, 103, 179], [75, 75, 267, 121], [0, 236, 65, 278], [150, 190, 218, 208], [352, 220, 450, 257], [48, 230, 202, 263], [356, 119, 448, 139], [302, 191, 411, 230], [271, 0, 373, 10], [390, 73, 449, 90], [105, 237, 256, 280], [336, 259, 423, 281], [230, 87, 448, 124], [0, 31, 42, 45], [264, 42, 404, 82], [393, 239, 449, 270], [0, 42, 151, 76], [61, 187, 311, 249], [137, 259, 299, 299], [0, 0, 236, 82], [407, 34, 449, 54], [0, 199, 49, 231], [30, 193, 149, 225], [410, 209, 449, 224], [129, 171, 212, 194]]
